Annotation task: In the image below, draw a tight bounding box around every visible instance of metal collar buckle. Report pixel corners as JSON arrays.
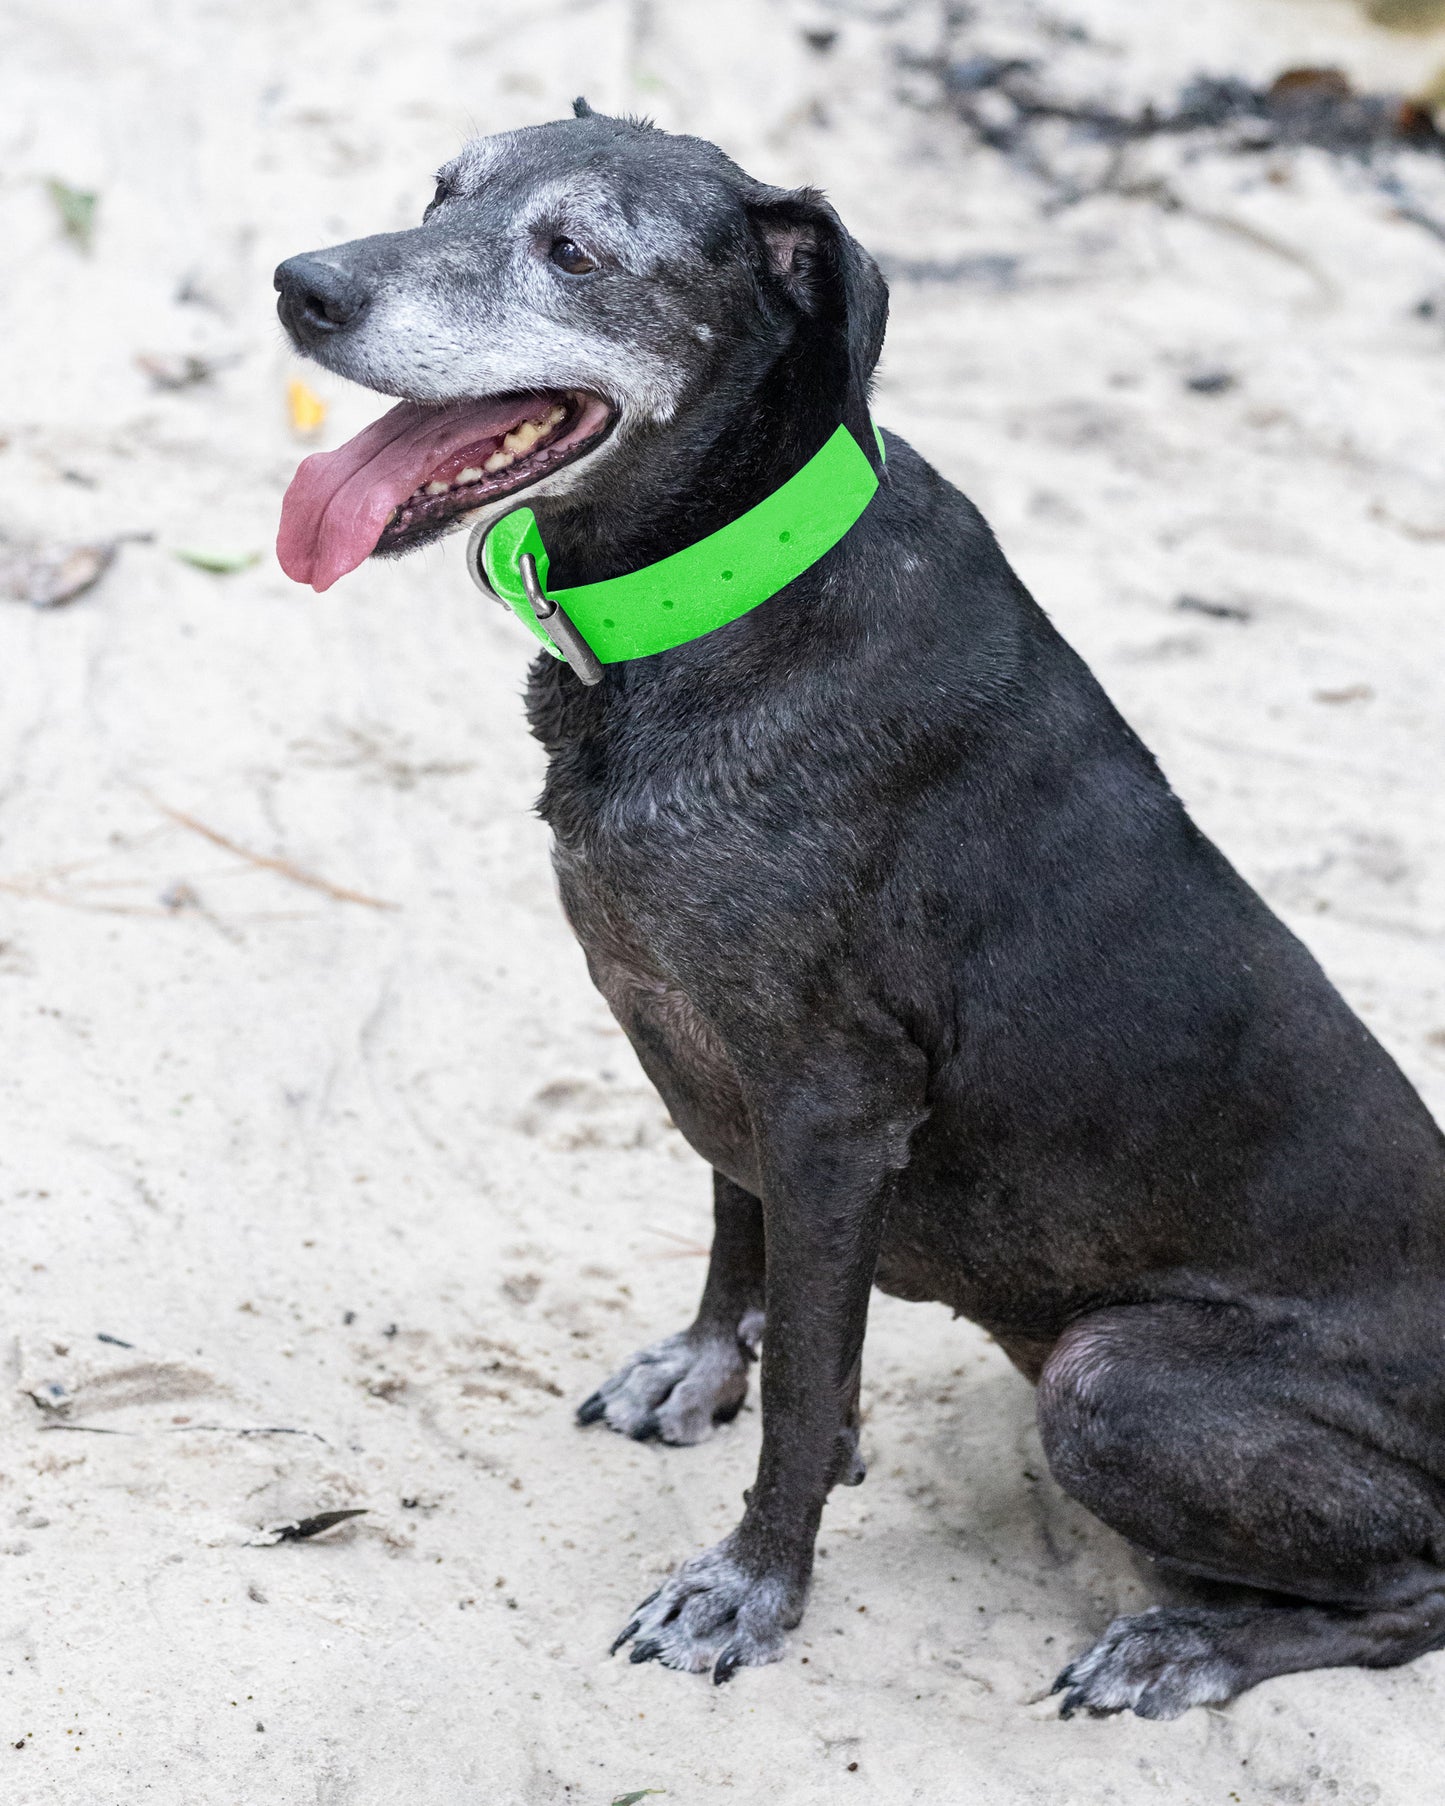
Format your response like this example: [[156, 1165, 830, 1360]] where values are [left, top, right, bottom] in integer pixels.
[[466, 517, 603, 687]]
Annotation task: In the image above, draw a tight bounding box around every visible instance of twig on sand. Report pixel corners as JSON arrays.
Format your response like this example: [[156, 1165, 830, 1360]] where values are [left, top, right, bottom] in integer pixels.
[[37, 1422, 129, 1435], [160, 1423, 331, 1443], [38, 1421, 329, 1441], [0, 880, 173, 918], [144, 794, 399, 911], [1375, 170, 1445, 245], [0, 842, 171, 913], [643, 1225, 711, 1258], [900, 41, 1445, 250]]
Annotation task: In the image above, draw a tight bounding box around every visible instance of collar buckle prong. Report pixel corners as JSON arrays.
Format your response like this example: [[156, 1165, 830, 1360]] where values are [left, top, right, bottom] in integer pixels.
[[516, 552, 603, 686]]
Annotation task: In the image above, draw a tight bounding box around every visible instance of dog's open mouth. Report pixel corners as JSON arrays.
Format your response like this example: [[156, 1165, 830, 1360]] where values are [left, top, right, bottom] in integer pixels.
[[276, 388, 614, 592]]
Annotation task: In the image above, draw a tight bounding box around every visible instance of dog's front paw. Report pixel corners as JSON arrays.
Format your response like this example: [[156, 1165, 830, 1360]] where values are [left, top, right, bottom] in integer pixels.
[[577, 1316, 760, 1444], [611, 1536, 800, 1682], [1052, 1606, 1245, 1720]]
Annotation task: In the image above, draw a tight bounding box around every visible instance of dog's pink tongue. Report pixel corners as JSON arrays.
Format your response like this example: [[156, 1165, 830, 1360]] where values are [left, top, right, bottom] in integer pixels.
[[276, 395, 534, 592]]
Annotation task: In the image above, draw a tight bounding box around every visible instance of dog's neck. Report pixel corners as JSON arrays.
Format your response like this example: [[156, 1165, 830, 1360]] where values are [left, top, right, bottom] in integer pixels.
[[517, 317, 901, 812], [531, 323, 870, 590]]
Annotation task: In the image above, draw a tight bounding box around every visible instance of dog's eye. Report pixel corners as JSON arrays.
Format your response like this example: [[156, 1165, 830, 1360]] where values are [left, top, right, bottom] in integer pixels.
[[549, 237, 597, 276], [426, 175, 455, 217]]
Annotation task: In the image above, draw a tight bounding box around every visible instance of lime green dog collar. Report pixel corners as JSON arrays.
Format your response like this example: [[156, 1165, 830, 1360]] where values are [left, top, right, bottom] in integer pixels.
[[465, 421, 884, 684]]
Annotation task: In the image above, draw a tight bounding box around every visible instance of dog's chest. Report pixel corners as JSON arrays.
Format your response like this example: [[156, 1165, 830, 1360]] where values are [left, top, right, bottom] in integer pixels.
[[556, 844, 759, 1191]]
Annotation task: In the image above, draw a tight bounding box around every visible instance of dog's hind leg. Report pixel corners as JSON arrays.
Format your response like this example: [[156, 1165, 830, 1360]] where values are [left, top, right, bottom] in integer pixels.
[[1038, 1301, 1445, 1718], [577, 1173, 765, 1444], [1052, 1589, 1445, 1720]]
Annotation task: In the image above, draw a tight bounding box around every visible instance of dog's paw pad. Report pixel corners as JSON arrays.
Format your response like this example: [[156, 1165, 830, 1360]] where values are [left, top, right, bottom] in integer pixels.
[[1053, 1606, 1243, 1720]]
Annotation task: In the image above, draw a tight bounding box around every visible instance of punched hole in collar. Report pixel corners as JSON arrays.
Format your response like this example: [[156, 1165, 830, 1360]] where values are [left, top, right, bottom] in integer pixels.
[[779, 530, 791, 542], [721, 569, 734, 580]]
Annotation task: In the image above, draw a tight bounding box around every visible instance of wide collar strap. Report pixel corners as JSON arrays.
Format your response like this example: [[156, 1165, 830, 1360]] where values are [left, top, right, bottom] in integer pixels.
[[467, 420, 884, 677]]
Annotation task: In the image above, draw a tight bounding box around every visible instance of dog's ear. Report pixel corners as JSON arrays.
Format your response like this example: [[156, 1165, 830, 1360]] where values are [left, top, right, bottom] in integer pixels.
[[747, 186, 889, 416], [572, 95, 594, 118]]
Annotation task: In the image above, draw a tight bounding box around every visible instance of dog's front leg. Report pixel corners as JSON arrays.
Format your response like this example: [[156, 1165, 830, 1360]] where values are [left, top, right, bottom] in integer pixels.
[[577, 1173, 765, 1444], [613, 1036, 923, 1682]]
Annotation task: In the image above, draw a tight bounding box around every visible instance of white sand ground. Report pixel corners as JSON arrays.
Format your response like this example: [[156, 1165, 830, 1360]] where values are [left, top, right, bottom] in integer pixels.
[[2, 1, 1444, 1800]]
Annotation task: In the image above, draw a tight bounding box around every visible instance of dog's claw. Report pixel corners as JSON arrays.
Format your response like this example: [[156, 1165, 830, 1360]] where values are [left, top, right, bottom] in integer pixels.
[[577, 1328, 752, 1445], [609, 1538, 794, 1678], [610, 1618, 641, 1656], [1057, 1686, 1112, 1721], [1050, 1608, 1244, 1719], [1052, 1664, 1100, 1718]]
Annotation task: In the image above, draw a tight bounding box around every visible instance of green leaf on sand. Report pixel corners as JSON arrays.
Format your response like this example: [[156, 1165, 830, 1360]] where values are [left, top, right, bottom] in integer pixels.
[[174, 549, 261, 575], [47, 179, 98, 252], [612, 1793, 665, 1805]]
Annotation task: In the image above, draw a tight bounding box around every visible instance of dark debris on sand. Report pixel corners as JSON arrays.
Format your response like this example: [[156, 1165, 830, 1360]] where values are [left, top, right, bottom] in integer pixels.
[[899, 19, 1445, 234]]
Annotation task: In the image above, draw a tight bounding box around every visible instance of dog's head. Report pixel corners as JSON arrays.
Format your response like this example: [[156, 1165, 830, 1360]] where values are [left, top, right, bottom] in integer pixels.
[[274, 103, 887, 591]]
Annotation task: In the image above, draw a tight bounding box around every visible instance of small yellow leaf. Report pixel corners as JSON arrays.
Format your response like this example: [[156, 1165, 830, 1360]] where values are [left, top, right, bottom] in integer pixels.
[[287, 378, 328, 437]]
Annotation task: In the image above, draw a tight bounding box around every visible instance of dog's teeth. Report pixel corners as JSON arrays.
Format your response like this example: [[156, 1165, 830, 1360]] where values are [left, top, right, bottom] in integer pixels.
[[490, 405, 567, 462], [503, 418, 546, 455], [415, 404, 567, 500]]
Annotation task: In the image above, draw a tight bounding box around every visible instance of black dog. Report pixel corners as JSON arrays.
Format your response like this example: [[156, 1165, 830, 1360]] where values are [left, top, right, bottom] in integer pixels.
[[274, 104, 1445, 1717]]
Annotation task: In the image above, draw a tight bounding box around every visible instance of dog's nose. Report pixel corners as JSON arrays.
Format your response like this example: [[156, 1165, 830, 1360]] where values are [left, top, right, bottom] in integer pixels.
[[274, 255, 370, 345]]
